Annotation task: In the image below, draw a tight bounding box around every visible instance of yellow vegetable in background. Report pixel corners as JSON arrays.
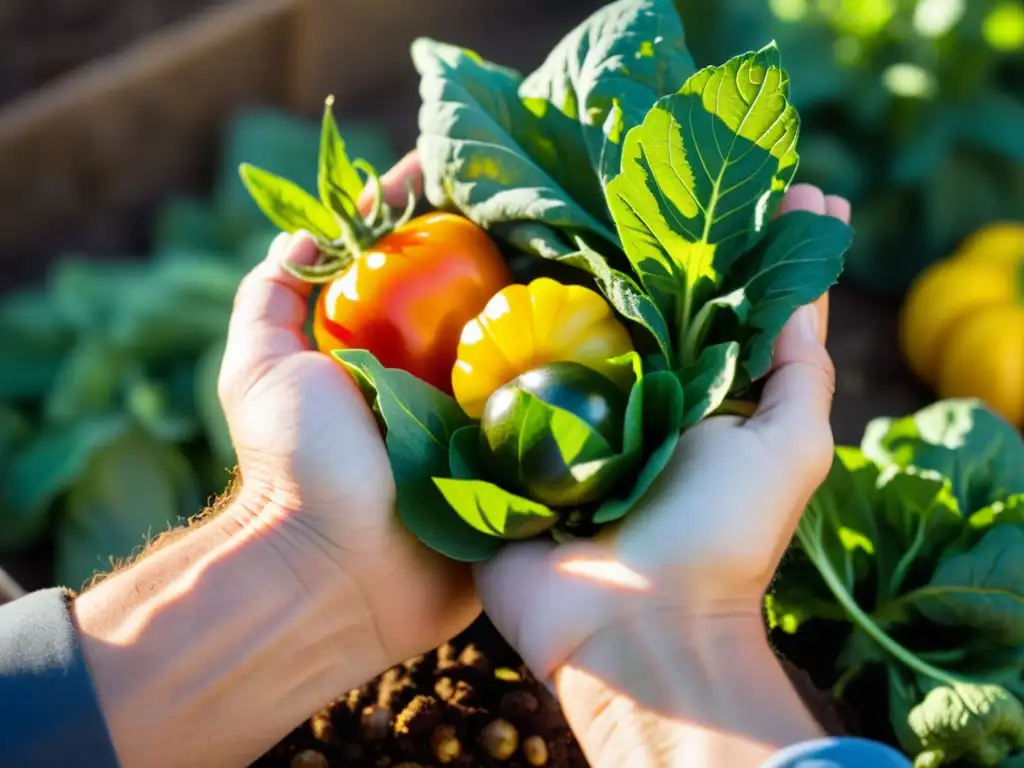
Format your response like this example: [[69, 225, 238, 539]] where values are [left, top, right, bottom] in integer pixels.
[[900, 222, 1024, 426], [452, 278, 635, 419]]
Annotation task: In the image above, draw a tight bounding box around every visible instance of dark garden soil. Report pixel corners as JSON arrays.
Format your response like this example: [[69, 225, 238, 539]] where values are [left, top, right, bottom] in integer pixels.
[[253, 613, 855, 768], [0, 0, 216, 106]]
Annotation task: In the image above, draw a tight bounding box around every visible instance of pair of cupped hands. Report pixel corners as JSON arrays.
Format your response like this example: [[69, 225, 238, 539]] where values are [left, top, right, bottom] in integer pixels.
[[219, 151, 850, 704]]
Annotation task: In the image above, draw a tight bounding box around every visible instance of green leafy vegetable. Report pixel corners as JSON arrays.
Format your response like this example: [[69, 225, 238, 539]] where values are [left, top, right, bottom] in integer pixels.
[[519, 0, 696, 187], [413, 39, 617, 244], [772, 400, 1024, 767], [606, 42, 801, 338], [906, 684, 1024, 768]]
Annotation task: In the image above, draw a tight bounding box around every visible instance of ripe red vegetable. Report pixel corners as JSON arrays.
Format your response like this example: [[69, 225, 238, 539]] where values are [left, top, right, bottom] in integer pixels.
[[313, 212, 511, 393]]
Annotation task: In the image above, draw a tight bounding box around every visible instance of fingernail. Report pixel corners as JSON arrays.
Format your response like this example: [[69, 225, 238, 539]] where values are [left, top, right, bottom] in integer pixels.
[[794, 304, 820, 342]]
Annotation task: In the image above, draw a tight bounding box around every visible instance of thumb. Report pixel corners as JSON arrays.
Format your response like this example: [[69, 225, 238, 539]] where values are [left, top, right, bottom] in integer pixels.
[[745, 296, 836, 488]]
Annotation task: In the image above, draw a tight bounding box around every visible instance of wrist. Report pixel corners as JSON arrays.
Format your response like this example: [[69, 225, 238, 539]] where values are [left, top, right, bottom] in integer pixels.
[[73, 498, 385, 768], [554, 612, 823, 768]]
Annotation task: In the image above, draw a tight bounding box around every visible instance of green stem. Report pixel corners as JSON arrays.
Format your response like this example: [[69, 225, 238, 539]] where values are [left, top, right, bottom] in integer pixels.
[[679, 297, 714, 366], [796, 523, 962, 688], [889, 516, 927, 598]]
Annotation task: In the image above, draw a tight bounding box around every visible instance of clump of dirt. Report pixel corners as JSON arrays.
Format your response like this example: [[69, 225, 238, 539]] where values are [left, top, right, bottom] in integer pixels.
[[253, 616, 588, 768], [254, 615, 849, 768]]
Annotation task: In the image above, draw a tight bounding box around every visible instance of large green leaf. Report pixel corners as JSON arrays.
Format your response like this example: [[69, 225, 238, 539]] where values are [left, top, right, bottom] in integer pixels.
[[519, 0, 696, 187], [902, 526, 1024, 648], [862, 399, 1024, 516], [412, 39, 617, 244], [334, 349, 501, 562], [606, 43, 800, 327], [55, 430, 198, 591]]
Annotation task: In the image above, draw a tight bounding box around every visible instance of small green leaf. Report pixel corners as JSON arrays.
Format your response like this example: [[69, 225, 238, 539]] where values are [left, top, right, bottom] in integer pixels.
[[592, 434, 678, 525], [968, 494, 1024, 531], [903, 526, 1024, 647], [334, 349, 501, 562], [412, 39, 617, 244], [677, 342, 739, 427], [723, 211, 852, 379], [606, 43, 800, 326], [434, 477, 559, 539], [592, 371, 684, 525], [318, 97, 365, 221], [238, 163, 341, 241]]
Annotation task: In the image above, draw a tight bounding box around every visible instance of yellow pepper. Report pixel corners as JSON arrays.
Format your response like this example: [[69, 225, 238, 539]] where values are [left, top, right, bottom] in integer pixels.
[[900, 222, 1024, 426], [452, 278, 635, 419]]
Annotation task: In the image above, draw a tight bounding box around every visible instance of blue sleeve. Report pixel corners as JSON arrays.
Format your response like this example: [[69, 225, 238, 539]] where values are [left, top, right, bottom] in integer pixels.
[[0, 588, 120, 767], [762, 737, 912, 767]]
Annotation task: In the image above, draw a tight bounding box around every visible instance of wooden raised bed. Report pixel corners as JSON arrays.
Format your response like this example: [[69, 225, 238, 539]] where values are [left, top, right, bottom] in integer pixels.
[[0, 0, 536, 290]]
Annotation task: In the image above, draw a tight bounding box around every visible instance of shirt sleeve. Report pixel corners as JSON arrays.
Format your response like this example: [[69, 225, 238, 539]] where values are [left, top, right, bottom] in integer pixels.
[[0, 588, 120, 767], [762, 737, 913, 768]]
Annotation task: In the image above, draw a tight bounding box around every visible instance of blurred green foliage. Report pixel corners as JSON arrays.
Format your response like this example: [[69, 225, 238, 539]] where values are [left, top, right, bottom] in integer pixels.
[[676, 0, 1024, 295], [0, 109, 396, 591]]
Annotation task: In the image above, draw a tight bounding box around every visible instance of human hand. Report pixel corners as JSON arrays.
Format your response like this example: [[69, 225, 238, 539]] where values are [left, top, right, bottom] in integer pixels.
[[476, 184, 851, 680], [218, 152, 479, 668]]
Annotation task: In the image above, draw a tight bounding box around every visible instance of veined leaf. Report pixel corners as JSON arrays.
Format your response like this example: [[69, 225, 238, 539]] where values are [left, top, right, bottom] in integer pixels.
[[413, 39, 617, 244], [904, 526, 1024, 647], [238, 163, 341, 241], [606, 43, 800, 329], [519, 0, 696, 187], [318, 97, 365, 221]]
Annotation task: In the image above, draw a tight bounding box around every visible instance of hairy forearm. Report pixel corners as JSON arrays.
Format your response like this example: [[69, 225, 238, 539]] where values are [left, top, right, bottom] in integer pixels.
[[72, 497, 384, 768], [555, 613, 823, 768]]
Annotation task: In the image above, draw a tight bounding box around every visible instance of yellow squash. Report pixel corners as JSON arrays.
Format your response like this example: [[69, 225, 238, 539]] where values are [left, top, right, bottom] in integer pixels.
[[452, 277, 635, 419], [900, 222, 1024, 426]]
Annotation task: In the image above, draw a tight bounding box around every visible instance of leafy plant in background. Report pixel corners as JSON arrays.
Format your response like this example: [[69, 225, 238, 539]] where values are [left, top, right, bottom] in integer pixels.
[[0, 110, 397, 591], [676, 0, 1024, 295], [242, 0, 855, 561], [769, 400, 1024, 766]]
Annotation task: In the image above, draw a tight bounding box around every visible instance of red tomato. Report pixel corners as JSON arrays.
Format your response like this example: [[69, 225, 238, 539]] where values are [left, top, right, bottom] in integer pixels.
[[313, 212, 511, 393]]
